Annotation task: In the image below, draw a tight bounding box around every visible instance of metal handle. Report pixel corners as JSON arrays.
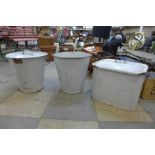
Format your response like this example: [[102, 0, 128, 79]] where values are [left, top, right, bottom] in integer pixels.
[[13, 58, 23, 64], [115, 59, 127, 63]]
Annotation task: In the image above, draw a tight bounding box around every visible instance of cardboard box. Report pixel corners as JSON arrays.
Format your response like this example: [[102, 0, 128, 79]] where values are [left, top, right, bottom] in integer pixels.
[[141, 72, 155, 100]]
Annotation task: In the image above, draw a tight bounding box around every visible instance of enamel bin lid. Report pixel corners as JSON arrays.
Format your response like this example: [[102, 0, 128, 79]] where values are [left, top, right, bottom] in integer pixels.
[[53, 52, 91, 59], [5, 51, 47, 59], [93, 59, 148, 75]]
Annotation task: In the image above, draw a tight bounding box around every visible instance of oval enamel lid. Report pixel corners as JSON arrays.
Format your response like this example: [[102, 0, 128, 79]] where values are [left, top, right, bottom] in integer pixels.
[[5, 50, 47, 59], [53, 52, 91, 59], [93, 59, 148, 75]]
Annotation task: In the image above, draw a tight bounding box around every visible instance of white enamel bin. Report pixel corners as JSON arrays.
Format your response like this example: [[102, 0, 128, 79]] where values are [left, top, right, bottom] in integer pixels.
[[5, 51, 47, 92], [54, 52, 91, 94], [92, 59, 148, 111]]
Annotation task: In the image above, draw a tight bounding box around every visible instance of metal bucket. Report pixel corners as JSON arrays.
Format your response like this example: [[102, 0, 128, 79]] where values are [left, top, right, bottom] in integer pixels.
[[92, 59, 148, 111], [54, 52, 91, 94], [5, 50, 47, 92]]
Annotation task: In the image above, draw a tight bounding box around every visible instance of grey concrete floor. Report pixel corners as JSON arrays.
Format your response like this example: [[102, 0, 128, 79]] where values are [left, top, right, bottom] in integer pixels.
[[0, 58, 155, 129]]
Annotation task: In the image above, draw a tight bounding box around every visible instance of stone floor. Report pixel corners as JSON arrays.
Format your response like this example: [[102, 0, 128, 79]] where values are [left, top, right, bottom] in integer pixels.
[[0, 60, 155, 129]]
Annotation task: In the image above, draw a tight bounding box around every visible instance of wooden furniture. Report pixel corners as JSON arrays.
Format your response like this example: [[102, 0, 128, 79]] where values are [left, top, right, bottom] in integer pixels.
[[38, 36, 56, 61], [38, 36, 54, 47], [11, 37, 38, 51], [83, 46, 98, 72], [64, 43, 77, 51], [0, 26, 37, 52], [59, 44, 74, 52], [83, 43, 104, 72], [40, 45, 56, 61]]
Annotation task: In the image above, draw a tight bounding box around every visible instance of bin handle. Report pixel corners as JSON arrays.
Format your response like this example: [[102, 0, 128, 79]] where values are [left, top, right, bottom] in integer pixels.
[[13, 58, 23, 64], [114, 59, 127, 63]]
